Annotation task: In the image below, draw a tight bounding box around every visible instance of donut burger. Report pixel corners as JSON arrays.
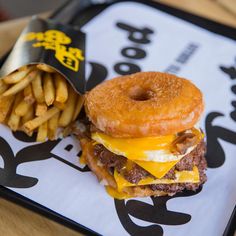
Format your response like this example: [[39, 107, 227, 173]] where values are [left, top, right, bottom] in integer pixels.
[[77, 72, 207, 199]]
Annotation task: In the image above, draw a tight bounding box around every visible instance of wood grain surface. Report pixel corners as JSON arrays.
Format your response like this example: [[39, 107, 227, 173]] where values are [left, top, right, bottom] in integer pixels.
[[0, 1, 235, 236], [0, 198, 80, 236]]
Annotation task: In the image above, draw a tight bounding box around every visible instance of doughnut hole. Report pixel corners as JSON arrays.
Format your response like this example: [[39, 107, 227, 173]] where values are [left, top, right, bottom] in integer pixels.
[[128, 86, 155, 101]]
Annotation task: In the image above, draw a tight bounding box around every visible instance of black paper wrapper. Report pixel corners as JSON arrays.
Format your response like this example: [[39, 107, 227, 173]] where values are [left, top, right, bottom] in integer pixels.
[[0, 17, 86, 94]]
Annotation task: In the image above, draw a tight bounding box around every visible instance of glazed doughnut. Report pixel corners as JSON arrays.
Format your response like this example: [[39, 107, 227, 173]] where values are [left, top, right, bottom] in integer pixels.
[[85, 72, 204, 138]]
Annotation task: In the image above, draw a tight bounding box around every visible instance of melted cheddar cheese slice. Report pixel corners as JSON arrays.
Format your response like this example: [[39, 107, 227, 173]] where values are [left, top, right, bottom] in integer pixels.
[[114, 166, 200, 192], [133, 159, 179, 179]]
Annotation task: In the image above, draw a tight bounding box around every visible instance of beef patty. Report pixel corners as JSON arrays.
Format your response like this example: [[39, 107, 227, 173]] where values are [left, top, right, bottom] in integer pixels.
[[93, 141, 207, 194]]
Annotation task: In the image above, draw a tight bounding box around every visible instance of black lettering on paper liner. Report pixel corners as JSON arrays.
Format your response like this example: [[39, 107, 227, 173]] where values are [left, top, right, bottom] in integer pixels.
[[114, 22, 154, 76], [205, 112, 236, 168], [114, 62, 141, 76], [116, 22, 154, 44], [230, 101, 236, 122], [13, 130, 37, 143], [65, 144, 73, 152], [219, 57, 236, 80], [220, 65, 236, 80], [220, 66, 236, 79], [121, 47, 147, 60], [0, 137, 59, 188], [231, 85, 236, 94], [115, 188, 201, 236]]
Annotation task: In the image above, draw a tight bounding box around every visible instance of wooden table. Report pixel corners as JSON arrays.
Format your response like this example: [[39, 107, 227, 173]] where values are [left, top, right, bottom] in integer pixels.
[[0, 1, 235, 236]]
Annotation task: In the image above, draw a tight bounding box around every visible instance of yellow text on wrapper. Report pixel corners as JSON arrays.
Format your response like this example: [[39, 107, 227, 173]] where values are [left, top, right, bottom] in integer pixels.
[[24, 30, 84, 72]]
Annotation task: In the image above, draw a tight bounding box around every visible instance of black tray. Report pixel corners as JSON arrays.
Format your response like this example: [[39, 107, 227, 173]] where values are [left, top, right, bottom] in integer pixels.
[[0, 1, 235, 235]]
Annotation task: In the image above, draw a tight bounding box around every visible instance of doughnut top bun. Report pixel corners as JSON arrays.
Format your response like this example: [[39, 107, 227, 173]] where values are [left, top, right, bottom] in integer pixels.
[[85, 72, 204, 138]]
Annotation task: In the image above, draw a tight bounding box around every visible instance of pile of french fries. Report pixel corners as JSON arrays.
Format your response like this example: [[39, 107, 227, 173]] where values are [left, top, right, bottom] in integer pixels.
[[0, 64, 84, 142]]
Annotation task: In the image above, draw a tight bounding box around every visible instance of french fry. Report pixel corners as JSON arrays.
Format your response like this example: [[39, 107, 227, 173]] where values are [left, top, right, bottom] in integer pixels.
[[23, 84, 35, 104], [43, 73, 55, 106], [22, 108, 34, 125], [23, 107, 60, 132], [0, 80, 9, 94], [72, 95, 84, 121], [48, 112, 60, 140], [59, 87, 77, 127], [54, 73, 68, 103], [3, 66, 33, 84], [35, 103, 47, 116], [0, 95, 14, 122], [54, 101, 66, 110], [3, 70, 38, 97], [8, 93, 23, 131], [31, 71, 44, 103], [19, 65, 28, 71], [37, 64, 55, 73], [21, 105, 34, 136], [22, 105, 34, 124], [15, 99, 32, 117], [36, 121, 48, 142]]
